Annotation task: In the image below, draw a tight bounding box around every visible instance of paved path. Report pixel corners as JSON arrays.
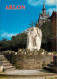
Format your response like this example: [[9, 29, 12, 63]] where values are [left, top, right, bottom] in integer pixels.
[[0, 69, 57, 79], [3, 69, 55, 75]]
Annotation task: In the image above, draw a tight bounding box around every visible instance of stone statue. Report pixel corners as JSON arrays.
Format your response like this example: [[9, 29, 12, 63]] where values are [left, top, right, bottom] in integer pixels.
[[27, 27, 42, 51]]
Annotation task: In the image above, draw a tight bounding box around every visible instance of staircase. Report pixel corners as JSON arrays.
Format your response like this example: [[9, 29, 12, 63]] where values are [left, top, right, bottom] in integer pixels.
[[3, 59, 15, 72], [43, 62, 54, 72], [0, 55, 15, 72]]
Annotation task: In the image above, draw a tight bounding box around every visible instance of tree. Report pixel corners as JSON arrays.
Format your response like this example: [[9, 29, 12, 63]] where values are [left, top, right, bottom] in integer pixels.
[[2, 38, 8, 41], [41, 20, 52, 43], [40, 20, 52, 51]]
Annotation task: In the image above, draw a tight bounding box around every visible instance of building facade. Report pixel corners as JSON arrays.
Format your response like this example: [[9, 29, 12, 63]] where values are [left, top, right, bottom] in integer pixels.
[[50, 11, 57, 51]]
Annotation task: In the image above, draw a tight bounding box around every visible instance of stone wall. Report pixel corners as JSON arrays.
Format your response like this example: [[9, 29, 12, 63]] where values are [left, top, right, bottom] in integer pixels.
[[15, 54, 53, 69], [4, 50, 55, 69]]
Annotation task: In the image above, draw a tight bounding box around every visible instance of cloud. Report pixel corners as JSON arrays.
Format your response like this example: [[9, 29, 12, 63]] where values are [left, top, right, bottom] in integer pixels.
[[28, 0, 43, 6], [47, 8, 57, 16], [46, 0, 56, 6], [1, 32, 17, 38], [28, 0, 56, 6]]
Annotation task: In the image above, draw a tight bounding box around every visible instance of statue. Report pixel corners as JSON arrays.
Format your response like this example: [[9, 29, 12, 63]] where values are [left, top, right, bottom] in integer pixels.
[[27, 27, 42, 51]]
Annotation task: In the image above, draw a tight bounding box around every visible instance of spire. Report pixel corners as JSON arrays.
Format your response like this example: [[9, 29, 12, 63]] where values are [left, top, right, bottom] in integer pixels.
[[43, 0, 45, 9], [43, 3, 45, 9], [42, 2, 46, 13]]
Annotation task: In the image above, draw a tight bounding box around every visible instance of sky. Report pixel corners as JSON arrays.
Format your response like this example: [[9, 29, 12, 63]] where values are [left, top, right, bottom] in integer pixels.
[[0, 0, 57, 40]]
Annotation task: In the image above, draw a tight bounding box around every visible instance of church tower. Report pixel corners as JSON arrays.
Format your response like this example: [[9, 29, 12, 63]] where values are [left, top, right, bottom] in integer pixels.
[[42, 3, 46, 13], [38, 3, 49, 26]]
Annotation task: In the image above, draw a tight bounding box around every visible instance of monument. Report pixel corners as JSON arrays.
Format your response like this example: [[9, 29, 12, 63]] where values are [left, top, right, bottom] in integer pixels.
[[27, 27, 42, 51]]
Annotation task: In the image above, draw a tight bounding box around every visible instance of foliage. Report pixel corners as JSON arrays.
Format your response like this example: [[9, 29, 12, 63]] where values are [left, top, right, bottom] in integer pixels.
[[38, 49, 44, 53], [0, 33, 27, 51], [35, 23, 41, 29], [35, 20, 52, 44], [40, 20, 52, 43], [2, 38, 8, 41]]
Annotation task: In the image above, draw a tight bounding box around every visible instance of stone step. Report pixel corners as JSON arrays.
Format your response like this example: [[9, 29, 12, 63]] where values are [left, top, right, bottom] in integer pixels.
[[3, 63, 12, 66], [3, 66, 15, 69], [47, 64, 54, 67], [3, 59, 8, 61], [43, 66, 53, 72], [3, 60, 10, 63], [3, 62, 15, 72], [0, 55, 5, 57], [0, 55, 5, 60], [3, 61, 12, 67], [3, 62, 12, 66], [44, 66, 52, 69], [4, 67, 15, 72]]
